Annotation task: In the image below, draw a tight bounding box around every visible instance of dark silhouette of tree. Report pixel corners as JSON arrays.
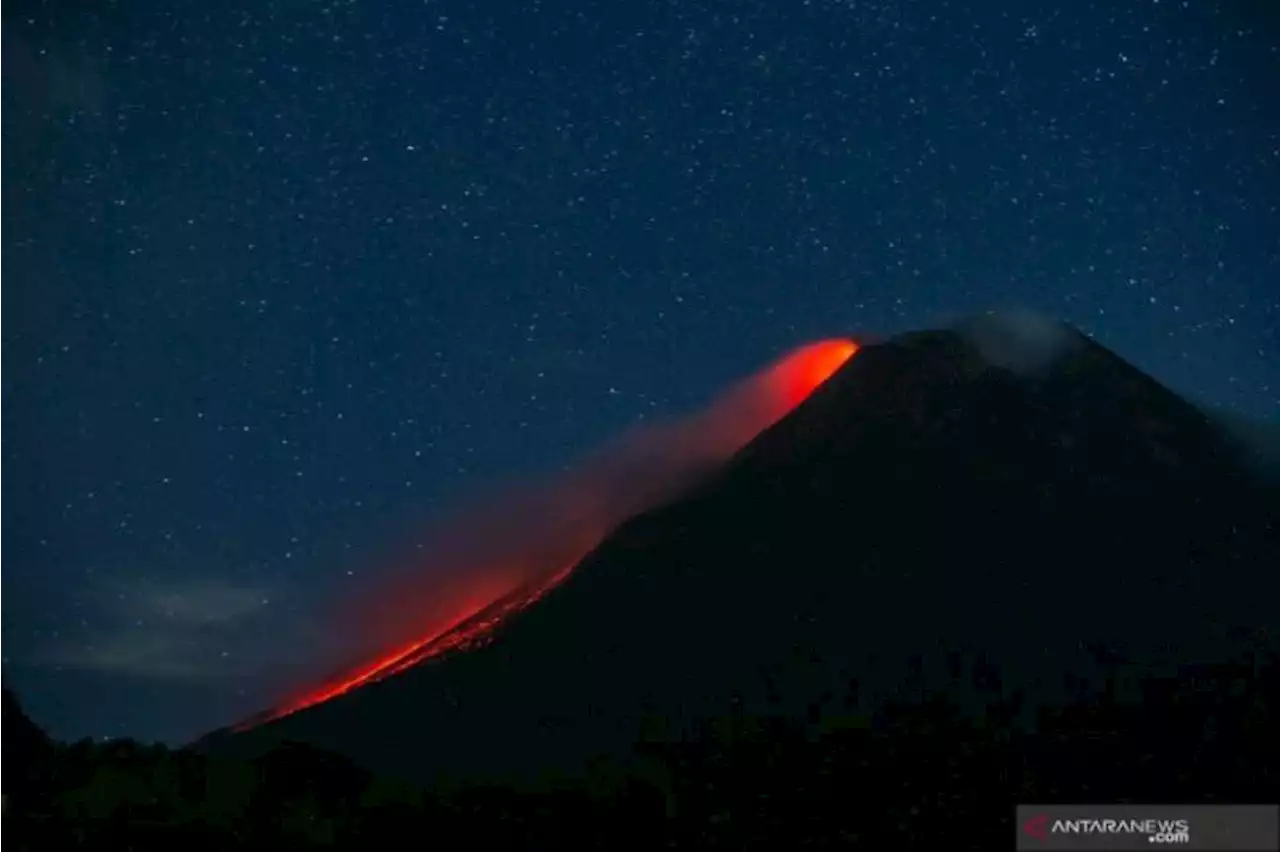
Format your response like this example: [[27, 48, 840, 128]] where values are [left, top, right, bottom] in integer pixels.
[[0, 654, 52, 818], [3, 648, 1277, 850]]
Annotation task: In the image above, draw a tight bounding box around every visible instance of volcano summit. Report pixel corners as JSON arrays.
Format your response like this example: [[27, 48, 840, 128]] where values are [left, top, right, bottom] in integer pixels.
[[200, 313, 1279, 790]]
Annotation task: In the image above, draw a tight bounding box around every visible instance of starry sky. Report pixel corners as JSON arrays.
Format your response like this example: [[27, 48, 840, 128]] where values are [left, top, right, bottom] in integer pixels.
[[3, 0, 1277, 745]]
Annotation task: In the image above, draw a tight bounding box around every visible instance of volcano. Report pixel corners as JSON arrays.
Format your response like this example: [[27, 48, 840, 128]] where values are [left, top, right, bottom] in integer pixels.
[[198, 313, 1280, 786]]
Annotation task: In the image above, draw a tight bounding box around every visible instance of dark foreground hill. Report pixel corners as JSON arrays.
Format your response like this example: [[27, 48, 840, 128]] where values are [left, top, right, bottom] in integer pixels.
[[8, 313, 1279, 849], [201, 314, 1279, 781]]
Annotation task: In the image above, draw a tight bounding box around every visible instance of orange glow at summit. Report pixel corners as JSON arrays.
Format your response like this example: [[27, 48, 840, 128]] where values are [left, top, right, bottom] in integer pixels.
[[240, 338, 858, 728], [765, 339, 860, 411]]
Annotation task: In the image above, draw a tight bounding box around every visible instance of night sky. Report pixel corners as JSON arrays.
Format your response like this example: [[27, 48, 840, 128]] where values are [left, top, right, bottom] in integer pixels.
[[3, 0, 1277, 745]]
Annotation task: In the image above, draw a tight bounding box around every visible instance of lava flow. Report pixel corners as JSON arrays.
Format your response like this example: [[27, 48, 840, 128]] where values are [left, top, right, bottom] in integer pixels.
[[241, 339, 857, 729]]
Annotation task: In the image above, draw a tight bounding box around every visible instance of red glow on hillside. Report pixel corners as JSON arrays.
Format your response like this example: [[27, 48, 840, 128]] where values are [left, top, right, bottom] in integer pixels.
[[771, 339, 861, 409], [241, 338, 857, 729]]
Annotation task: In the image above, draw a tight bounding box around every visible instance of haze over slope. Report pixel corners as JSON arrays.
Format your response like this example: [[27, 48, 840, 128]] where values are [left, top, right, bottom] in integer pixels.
[[204, 313, 1279, 784], [242, 339, 858, 727]]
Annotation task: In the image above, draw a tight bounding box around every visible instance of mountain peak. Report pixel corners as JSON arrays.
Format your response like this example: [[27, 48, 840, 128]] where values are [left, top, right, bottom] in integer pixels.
[[201, 318, 1279, 786]]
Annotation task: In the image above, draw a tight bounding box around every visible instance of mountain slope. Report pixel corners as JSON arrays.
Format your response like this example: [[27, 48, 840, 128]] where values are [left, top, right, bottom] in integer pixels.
[[201, 315, 1280, 785]]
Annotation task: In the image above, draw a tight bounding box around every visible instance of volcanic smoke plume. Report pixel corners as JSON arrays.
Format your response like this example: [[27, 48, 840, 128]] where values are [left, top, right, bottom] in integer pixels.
[[249, 340, 857, 726]]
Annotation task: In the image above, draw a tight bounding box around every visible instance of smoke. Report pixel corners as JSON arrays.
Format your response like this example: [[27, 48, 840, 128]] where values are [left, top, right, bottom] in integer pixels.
[[253, 340, 857, 724], [953, 308, 1086, 377]]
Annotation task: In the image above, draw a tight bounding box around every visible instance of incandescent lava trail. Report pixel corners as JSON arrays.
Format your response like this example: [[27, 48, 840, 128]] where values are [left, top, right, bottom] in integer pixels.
[[240, 339, 858, 729]]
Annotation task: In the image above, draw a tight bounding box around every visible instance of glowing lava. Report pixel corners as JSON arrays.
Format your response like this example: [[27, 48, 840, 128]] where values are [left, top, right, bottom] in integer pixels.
[[240, 338, 857, 729], [768, 339, 861, 410]]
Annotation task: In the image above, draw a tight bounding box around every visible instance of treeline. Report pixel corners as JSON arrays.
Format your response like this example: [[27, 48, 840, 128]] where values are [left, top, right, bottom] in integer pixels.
[[5, 651, 1277, 850]]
